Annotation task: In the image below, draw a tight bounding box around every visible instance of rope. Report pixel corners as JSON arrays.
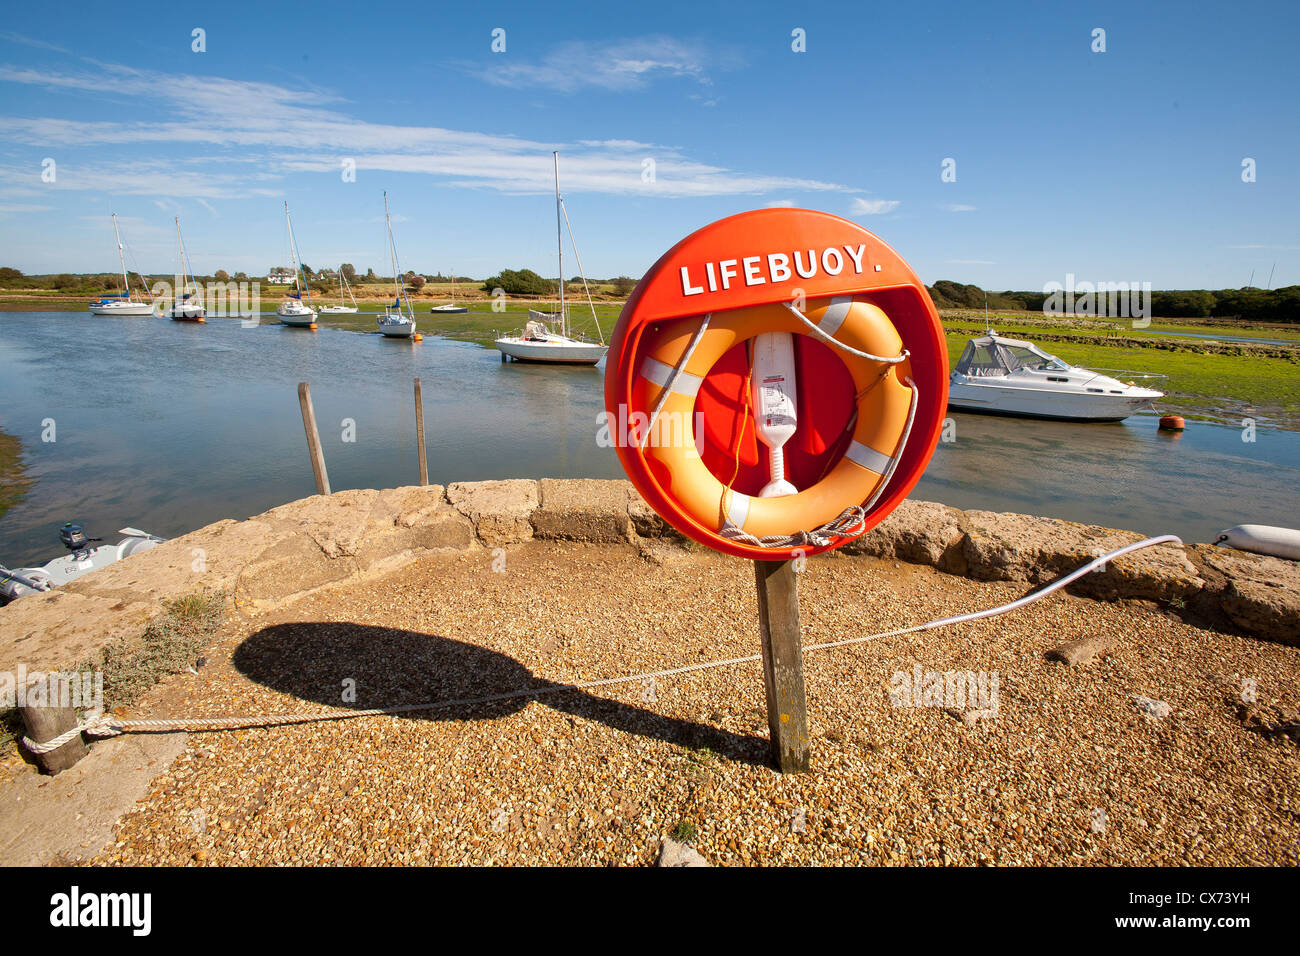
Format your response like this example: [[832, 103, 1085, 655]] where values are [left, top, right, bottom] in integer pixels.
[[783, 302, 910, 365], [639, 313, 711, 450], [20, 535, 1184, 756]]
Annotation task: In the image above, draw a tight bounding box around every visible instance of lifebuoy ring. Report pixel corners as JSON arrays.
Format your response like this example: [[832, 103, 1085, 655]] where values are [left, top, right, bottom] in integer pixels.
[[634, 296, 914, 542], [604, 207, 948, 560]]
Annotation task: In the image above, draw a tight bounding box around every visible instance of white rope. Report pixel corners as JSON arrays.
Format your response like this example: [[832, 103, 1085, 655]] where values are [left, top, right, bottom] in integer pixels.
[[639, 313, 711, 450], [783, 302, 909, 364], [20, 536, 1184, 755]]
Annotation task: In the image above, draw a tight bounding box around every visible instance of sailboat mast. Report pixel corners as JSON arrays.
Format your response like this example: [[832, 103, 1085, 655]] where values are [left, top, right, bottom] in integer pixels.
[[111, 213, 130, 297], [174, 217, 185, 297], [554, 151, 565, 337]]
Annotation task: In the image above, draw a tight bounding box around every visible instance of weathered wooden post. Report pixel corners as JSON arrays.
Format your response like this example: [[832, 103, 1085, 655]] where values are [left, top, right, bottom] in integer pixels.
[[753, 559, 810, 772], [297, 382, 330, 495], [19, 700, 87, 775], [414, 377, 429, 486]]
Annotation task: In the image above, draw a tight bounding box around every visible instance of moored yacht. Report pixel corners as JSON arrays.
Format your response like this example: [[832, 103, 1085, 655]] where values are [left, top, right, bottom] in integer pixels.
[[277, 202, 318, 327], [947, 331, 1164, 422], [88, 214, 155, 316], [376, 193, 418, 339]]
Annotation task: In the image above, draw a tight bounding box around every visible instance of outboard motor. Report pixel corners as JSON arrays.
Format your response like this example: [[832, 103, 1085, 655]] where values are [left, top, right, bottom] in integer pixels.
[[59, 523, 100, 556]]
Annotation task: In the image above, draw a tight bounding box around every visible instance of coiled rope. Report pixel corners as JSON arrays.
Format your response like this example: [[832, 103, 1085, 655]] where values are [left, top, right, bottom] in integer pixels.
[[22, 535, 1183, 755]]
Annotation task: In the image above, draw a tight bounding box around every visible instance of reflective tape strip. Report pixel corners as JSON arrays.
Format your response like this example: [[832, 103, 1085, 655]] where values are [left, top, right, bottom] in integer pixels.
[[726, 492, 751, 529], [817, 296, 854, 336], [640, 356, 704, 397], [844, 440, 894, 474]]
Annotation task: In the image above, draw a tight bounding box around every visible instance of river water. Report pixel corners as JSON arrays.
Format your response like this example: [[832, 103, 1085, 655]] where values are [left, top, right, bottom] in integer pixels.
[[0, 312, 1295, 565]]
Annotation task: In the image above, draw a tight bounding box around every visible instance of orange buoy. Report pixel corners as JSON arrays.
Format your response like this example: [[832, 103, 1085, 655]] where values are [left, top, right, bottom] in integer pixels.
[[308, 323, 318, 330], [413, 333, 423, 342], [1158, 415, 1185, 431]]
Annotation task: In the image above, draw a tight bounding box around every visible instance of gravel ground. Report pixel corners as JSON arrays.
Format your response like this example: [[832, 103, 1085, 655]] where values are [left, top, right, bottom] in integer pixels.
[[88, 541, 1298, 866]]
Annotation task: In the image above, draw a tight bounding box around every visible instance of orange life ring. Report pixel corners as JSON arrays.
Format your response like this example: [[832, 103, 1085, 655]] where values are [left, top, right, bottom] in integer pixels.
[[633, 296, 914, 541]]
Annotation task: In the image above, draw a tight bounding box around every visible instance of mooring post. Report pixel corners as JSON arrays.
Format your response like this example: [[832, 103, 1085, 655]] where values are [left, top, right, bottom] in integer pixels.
[[753, 558, 810, 773], [414, 377, 429, 486], [19, 702, 88, 775], [297, 381, 330, 495]]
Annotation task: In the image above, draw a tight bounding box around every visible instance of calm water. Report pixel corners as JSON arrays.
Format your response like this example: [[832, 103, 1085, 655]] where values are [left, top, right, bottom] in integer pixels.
[[0, 311, 1296, 565]]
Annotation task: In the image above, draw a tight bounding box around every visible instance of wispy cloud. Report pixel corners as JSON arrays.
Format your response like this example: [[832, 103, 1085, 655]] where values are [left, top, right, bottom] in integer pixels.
[[0, 59, 853, 201], [473, 36, 735, 93], [851, 197, 900, 215], [943, 203, 977, 212], [766, 199, 795, 208]]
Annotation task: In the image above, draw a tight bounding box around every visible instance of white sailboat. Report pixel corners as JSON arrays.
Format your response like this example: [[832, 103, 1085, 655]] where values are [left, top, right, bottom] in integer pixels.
[[494, 152, 608, 365], [168, 217, 205, 321], [430, 272, 467, 314], [88, 214, 155, 316], [376, 193, 417, 338], [277, 202, 318, 327], [319, 267, 359, 314]]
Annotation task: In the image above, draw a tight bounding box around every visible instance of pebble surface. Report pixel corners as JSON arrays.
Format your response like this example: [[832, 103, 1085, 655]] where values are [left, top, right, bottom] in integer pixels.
[[84, 542, 1298, 866]]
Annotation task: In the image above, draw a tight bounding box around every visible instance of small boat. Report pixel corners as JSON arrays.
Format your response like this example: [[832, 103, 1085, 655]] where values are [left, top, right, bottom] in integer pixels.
[[277, 202, 318, 327], [88, 213, 155, 316], [495, 152, 608, 366], [376, 193, 417, 338], [319, 267, 359, 314], [168, 217, 205, 321], [947, 331, 1164, 422], [430, 272, 467, 313], [0, 524, 165, 604], [1215, 524, 1300, 561]]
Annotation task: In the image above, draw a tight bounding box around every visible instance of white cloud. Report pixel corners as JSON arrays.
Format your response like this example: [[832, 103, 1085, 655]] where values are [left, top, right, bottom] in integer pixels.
[[943, 203, 977, 212], [474, 36, 734, 93], [850, 197, 900, 215], [766, 200, 795, 208], [0, 60, 854, 201]]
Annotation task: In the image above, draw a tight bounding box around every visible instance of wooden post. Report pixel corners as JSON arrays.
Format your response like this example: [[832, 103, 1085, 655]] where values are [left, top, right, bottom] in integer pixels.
[[753, 559, 810, 773], [414, 377, 429, 486], [297, 382, 330, 495], [19, 703, 87, 775]]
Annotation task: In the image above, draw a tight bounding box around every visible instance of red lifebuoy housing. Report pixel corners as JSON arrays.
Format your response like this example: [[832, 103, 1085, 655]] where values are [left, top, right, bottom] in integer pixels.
[[604, 208, 948, 560]]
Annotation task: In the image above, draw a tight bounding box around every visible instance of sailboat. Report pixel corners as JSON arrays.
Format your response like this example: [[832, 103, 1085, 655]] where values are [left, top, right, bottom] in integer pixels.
[[88, 214, 155, 316], [168, 217, 205, 321], [430, 272, 467, 314], [376, 193, 417, 338], [277, 202, 317, 327], [494, 152, 608, 365], [319, 267, 359, 314]]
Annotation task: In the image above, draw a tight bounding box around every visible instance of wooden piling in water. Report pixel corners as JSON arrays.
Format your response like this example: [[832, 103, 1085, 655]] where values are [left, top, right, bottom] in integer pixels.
[[297, 382, 330, 495], [753, 559, 810, 773], [414, 377, 428, 486]]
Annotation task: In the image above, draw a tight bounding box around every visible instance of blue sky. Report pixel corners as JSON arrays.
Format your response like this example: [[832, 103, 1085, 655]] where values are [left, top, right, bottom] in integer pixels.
[[0, 0, 1295, 289]]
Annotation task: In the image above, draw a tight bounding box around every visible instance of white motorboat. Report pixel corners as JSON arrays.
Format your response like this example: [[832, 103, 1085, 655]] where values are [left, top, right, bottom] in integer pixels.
[[277, 202, 318, 327], [88, 214, 155, 316], [319, 267, 359, 314], [0, 524, 165, 604], [376, 193, 418, 339], [947, 331, 1164, 422], [168, 217, 205, 322], [494, 152, 608, 366]]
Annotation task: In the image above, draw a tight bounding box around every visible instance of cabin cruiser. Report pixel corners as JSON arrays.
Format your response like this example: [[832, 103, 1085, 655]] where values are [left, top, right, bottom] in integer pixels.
[[0, 524, 164, 604], [948, 332, 1164, 422], [277, 295, 317, 327]]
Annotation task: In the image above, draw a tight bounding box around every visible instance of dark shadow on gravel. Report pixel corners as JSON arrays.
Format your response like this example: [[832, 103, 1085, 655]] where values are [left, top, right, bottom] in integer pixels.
[[232, 622, 771, 767]]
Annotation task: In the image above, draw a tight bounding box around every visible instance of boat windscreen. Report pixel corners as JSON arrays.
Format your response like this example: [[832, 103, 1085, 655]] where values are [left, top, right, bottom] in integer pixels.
[[1006, 345, 1069, 371], [956, 340, 1009, 377]]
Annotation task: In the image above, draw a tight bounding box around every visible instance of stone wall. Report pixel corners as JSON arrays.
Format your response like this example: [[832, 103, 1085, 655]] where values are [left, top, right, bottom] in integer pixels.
[[2, 481, 1295, 679]]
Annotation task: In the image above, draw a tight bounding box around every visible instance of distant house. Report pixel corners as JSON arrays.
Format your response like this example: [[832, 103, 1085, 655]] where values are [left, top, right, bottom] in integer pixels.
[[267, 268, 295, 283]]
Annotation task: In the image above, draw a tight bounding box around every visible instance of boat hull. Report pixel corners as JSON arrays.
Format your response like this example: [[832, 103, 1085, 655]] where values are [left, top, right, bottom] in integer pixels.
[[89, 301, 154, 316], [947, 383, 1161, 422], [430, 305, 468, 314], [495, 337, 607, 365], [319, 306, 358, 314]]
